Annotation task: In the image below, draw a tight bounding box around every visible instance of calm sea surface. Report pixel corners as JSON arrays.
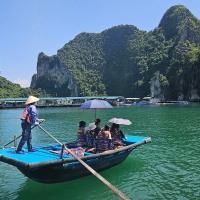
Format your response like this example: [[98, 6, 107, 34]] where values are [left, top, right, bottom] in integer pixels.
[[0, 104, 200, 200]]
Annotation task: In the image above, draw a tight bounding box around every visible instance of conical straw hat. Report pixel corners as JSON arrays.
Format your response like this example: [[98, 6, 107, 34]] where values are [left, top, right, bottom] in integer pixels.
[[25, 96, 40, 105]]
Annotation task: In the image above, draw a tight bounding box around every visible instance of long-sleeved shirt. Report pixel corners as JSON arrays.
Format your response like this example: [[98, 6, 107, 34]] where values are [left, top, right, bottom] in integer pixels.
[[28, 105, 38, 124]]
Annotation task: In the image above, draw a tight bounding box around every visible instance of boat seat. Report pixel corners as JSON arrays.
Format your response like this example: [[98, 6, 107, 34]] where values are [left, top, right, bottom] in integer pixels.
[[52, 147, 93, 156], [50, 147, 85, 157]]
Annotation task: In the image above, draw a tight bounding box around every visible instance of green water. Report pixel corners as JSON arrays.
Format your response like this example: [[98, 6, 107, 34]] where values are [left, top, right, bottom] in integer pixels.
[[0, 104, 200, 200]]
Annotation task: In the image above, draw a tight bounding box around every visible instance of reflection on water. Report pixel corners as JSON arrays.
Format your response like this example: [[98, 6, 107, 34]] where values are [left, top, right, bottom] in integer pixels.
[[0, 105, 200, 199]]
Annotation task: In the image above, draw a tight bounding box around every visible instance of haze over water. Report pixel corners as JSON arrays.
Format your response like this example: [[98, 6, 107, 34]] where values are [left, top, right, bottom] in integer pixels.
[[0, 104, 200, 200]]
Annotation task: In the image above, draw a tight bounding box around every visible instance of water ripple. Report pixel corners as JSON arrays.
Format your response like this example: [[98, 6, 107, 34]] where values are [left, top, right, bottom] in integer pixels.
[[0, 105, 200, 200]]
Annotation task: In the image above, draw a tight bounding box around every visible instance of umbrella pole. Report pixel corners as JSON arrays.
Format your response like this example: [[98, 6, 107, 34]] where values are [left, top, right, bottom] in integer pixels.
[[95, 109, 96, 119], [37, 124, 130, 200]]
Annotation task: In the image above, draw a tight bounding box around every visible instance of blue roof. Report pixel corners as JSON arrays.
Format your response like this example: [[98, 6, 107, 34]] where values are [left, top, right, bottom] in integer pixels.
[[0, 98, 27, 101], [0, 96, 124, 102]]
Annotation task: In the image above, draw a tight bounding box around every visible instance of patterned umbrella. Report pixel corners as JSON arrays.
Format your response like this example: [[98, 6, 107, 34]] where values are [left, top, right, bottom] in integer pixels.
[[108, 118, 132, 125], [79, 99, 113, 118]]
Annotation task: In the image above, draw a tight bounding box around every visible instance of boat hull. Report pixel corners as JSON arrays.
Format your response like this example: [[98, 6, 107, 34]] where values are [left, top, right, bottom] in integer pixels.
[[1, 136, 151, 184], [17, 149, 132, 183]]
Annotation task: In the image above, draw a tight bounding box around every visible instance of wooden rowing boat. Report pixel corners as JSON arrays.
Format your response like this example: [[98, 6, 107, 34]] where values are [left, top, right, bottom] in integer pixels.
[[0, 135, 151, 184]]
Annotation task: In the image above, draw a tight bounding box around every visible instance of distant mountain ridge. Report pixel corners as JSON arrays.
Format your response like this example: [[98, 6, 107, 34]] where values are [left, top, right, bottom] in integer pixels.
[[31, 5, 200, 101]]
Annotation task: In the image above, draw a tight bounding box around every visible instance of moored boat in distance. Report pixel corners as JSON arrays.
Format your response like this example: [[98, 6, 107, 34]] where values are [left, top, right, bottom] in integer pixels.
[[157, 101, 191, 105], [0, 135, 151, 183], [138, 97, 160, 105]]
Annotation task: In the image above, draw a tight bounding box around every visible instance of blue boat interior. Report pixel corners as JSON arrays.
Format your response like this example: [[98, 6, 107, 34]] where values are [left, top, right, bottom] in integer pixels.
[[0, 135, 148, 164]]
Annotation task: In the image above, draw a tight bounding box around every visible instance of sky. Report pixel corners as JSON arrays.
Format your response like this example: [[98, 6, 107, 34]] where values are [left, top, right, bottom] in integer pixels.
[[0, 0, 200, 88]]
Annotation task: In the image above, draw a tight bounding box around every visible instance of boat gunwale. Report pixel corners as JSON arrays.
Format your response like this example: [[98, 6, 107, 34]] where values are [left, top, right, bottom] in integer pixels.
[[0, 137, 151, 171]]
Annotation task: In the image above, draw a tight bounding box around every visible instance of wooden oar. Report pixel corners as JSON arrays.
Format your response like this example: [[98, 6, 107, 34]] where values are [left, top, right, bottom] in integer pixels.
[[1, 121, 44, 149], [37, 124, 130, 200]]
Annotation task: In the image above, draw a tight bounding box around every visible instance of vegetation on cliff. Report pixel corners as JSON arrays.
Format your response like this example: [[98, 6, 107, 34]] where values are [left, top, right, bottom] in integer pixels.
[[0, 76, 50, 98], [30, 5, 200, 100]]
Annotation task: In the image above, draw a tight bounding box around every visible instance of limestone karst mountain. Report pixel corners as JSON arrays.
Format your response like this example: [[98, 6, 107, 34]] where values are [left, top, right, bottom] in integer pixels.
[[32, 5, 200, 101]]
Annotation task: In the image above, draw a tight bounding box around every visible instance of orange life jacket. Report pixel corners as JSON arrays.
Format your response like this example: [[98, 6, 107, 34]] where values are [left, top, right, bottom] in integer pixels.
[[20, 105, 36, 124], [96, 130, 112, 150], [111, 128, 124, 145], [85, 130, 95, 147]]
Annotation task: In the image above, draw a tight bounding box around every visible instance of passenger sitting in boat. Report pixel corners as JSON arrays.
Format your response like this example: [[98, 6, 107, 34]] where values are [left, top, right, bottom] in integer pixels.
[[96, 124, 113, 151], [77, 121, 87, 147], [110, 123, 127, 147], [85, 122, 96, 148], [94, 118, 101, 138]]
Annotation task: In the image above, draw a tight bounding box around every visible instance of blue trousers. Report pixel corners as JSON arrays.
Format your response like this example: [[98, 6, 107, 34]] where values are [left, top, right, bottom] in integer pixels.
[[17, 122, 32, 151]]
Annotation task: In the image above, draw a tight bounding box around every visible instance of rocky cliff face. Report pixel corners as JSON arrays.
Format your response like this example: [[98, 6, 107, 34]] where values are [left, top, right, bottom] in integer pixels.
[[36, 53, 79, 96], [188, 86, 200, 101], [150, 71, 200, 102], [30, 74, 37, 88], [150, 72, 165, 101]]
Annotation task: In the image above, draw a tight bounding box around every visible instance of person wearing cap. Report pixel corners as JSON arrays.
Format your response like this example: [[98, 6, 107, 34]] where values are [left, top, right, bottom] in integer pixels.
[[85, 122, 96, 148], [16, 96, 44, 154], [77, 121, 87, 147]]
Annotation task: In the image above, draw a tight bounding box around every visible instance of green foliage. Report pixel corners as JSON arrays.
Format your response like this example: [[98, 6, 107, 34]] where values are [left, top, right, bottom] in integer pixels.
[[159, 73, 169, 88], [0, 76, 21, 98], [34, 76, 71, 97], [166, 40, 200, 99], [0, 76, 50, 98], [33, 5, 200, 100]]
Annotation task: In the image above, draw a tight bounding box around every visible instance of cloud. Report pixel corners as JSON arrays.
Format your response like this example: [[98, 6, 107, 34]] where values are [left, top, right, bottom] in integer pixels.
[[14, 78, 30, 88]]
